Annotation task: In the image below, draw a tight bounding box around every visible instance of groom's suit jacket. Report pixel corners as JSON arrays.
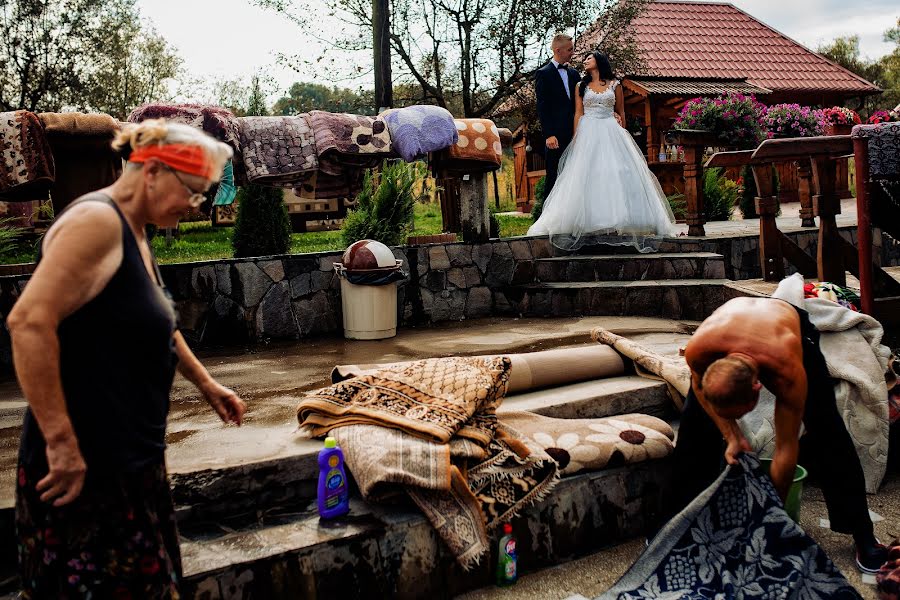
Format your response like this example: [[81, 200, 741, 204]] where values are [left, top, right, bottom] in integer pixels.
[[534, 61, 580, 145]]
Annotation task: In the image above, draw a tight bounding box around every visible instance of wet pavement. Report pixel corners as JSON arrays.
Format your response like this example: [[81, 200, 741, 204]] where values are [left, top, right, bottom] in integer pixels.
[[0, 316, 697, 509], [458, 468, 900, 600]]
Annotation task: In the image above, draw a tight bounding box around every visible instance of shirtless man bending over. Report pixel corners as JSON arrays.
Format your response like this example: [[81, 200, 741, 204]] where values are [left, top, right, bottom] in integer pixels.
[[669, 296, 886, 573]]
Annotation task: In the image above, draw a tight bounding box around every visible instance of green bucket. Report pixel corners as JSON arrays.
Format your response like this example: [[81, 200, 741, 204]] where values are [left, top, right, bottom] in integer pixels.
[[760, 459, 808, 522]]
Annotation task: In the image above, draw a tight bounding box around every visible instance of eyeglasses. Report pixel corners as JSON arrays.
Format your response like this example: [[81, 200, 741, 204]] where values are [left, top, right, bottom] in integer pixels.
[[162, 164, 207, 208]]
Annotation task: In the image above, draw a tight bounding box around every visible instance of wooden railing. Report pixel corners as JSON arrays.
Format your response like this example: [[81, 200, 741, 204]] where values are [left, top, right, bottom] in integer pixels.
[[707, 136, 900, 314], [666, 130, 820, 236], [852, 132, 900, 326]]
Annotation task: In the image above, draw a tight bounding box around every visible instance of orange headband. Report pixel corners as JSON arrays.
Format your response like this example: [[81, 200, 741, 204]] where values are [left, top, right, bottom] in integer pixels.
[[129, 144, 216, 180]]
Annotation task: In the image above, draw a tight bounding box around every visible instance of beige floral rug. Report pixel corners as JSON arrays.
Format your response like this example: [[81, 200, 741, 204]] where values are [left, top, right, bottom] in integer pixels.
[[499, 411, 675, 476]]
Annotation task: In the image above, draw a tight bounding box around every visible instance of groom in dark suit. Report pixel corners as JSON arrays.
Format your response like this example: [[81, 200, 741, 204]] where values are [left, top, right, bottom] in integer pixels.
[[535, 34, 579, 197]]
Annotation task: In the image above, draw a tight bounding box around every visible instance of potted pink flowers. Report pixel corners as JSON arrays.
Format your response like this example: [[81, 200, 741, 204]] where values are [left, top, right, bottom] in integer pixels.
[[761, 104, 824, 139], [822, 106, 861, 135], [867, 108, 900, 125]]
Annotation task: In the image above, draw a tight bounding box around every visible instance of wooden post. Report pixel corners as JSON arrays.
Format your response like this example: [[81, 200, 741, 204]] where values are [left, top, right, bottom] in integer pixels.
[[458, 173, 490, 242], [810, 156, 845, 286], [667, 130, 717, 237], [796, 160, 815, 227], [852, 137, 874, 315], [372, 0, 393, 111], [752, 164, 783, 281], [645, 98, 654, 159]]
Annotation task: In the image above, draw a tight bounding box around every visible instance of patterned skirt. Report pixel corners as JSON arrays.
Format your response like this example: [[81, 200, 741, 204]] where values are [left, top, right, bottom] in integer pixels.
[[15, 459, 182, 599]]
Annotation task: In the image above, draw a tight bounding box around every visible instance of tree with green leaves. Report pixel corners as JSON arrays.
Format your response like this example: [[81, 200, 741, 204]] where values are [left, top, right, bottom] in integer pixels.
[[818, 22, 900, 113], [253, 0, 649, 118], [0, 0, 181, 114], [86, 2, 182, 119], [231, 78, 291, 258], [272, 82, 374, 115]]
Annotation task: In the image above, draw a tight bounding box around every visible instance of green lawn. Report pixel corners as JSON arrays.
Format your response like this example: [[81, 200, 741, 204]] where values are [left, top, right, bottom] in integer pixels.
[[0, 201, 534, 266]]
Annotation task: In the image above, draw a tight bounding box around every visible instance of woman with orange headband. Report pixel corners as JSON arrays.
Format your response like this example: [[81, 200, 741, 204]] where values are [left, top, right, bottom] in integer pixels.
[[8, 119, 246, 598]]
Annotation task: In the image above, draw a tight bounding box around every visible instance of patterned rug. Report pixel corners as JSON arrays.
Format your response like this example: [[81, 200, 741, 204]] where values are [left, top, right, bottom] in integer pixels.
[[438, 118, 503, 174], [307, 111, 393, 176], [498, 411, 674, 476], [297, 356, 512, 445], [0, 110, 54, 201], [380, 105, 458, 162], [237, 115, 318, 185], [598, 454, 862, 599], [298, 356, 559, 569]]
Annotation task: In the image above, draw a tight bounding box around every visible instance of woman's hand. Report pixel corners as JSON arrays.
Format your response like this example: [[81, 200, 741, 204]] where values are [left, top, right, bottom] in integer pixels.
[[200, 380, 246, 426], [39, 434, 87, 506]]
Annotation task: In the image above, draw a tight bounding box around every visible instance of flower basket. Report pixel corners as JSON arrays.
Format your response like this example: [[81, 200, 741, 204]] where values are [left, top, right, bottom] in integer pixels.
[[824, 123, 854, 136], [821, 107, 860, 136], [762, 104, 824, 139], [867, 109, 900, 125], [672, 92, 766, 150]]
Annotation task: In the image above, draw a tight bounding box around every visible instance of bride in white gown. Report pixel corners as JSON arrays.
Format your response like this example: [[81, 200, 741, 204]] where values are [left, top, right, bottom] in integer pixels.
[[527, 51, 675, 251]]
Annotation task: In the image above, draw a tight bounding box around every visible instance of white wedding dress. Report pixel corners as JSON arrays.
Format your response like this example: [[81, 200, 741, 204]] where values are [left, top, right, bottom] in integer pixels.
[[528, 80, 675, 251]]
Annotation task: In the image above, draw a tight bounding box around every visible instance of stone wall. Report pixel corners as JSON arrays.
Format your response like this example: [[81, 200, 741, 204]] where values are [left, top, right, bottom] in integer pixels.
[[655, 226, 900, 281], [0, 227, 897, 359]]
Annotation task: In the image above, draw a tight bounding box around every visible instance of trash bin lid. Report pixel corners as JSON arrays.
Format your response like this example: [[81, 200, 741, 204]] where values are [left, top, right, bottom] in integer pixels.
[[342, 239, 398, 272]]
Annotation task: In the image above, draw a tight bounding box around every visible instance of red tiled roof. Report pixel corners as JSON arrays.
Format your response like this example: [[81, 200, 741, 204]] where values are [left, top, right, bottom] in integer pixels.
[[582, 1, 881, 95]]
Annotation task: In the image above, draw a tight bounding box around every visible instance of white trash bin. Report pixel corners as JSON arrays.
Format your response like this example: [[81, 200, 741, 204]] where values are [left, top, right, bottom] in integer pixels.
[[337, 276, 399, 340], [335, 239, 405, 340]]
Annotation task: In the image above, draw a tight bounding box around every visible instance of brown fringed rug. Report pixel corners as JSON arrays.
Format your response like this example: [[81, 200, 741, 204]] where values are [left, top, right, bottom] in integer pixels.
[[298, 356, 559, 569], [0, 110, 54, 201]]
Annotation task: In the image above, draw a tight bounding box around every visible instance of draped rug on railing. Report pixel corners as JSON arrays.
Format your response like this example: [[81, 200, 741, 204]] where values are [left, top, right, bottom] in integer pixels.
[[307, 110, 394, 176], [38, 112, 122, 213], [0, 110, 55, 202], [853, 122, 900, 242], [236, 115, 318, 186], [380, 105, 459, 162]]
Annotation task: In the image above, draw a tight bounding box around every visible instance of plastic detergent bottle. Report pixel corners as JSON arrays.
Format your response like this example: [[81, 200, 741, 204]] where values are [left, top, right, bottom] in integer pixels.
[[317, 437, 350, 519], [496, 523, 518, 586]]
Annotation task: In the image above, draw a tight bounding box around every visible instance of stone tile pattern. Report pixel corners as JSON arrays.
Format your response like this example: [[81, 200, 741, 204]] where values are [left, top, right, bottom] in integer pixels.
[[0, 226, 896, 354], [178, 459, 672, 600]]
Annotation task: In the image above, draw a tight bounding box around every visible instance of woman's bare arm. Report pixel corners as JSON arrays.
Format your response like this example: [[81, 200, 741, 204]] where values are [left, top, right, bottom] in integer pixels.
[[7, 203, 123, 505]]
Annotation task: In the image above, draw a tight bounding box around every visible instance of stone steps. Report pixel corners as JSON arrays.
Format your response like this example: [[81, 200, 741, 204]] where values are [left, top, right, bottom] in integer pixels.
[[509, 279, 729, 321], [179, 459, 672, 600], [534, 253, 725, 283], [1, 375, 677, 597]]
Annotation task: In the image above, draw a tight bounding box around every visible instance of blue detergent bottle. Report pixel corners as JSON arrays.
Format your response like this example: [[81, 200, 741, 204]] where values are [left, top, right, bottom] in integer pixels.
[[317, 437, 350, 519]]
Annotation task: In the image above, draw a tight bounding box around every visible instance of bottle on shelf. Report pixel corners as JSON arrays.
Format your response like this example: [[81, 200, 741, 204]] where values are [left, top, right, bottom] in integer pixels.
[[658, 142, 667, 163]]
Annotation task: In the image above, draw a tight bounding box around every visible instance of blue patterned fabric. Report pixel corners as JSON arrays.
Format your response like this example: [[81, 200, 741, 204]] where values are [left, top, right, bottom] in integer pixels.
[[381, 105, 458, 162], [213, 160, 236, 206], [598, 455, 862, 600]]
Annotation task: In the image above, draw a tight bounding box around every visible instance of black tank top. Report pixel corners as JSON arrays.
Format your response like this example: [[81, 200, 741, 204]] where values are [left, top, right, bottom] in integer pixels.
[[18, 193, 178, 474]]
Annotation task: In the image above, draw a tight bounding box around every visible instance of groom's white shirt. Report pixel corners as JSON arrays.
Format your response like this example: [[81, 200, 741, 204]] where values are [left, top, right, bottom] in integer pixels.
[[550, 59, 571, 100]]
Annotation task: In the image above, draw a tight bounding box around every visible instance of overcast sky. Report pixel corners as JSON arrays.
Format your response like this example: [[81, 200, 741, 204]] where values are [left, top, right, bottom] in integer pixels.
[[137, 0, 898, 101]]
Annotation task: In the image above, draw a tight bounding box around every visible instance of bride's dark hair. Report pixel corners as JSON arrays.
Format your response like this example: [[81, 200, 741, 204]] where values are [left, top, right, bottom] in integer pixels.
[[579, 51, 615, 97]]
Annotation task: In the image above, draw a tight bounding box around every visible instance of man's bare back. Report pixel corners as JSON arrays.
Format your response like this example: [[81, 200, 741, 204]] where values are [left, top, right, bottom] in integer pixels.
[[686, 297, 804, 388]]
